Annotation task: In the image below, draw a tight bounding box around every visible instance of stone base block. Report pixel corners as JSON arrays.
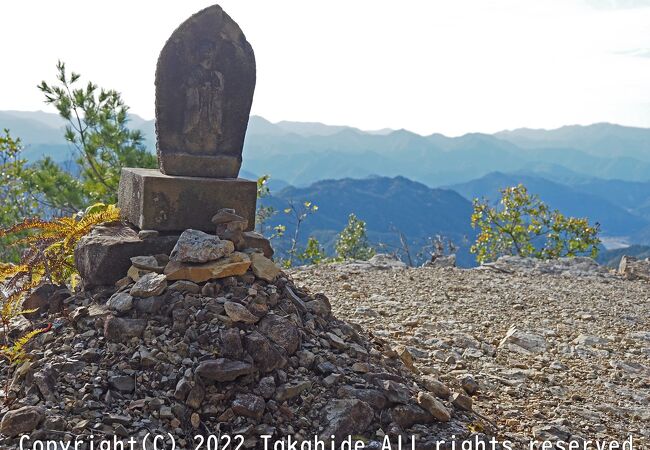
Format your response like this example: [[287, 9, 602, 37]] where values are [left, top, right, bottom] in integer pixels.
[[159, 153, 242, 178], [118, 168, 257, 232]]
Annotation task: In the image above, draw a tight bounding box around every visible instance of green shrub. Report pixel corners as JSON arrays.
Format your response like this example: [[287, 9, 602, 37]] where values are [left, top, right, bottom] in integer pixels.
[[470, 184, 600, 264], [335, 213, 375, 261]]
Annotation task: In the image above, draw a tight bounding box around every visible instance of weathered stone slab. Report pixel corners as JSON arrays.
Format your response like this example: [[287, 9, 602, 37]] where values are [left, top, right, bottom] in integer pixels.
[[164, 252, 251, 282], [118, 168, 256, 232], [155, 5, 255, 178], [75, 223, 179, 288]]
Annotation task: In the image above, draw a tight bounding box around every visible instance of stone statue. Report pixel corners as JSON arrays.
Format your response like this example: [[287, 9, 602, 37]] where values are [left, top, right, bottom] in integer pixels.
[[155, 4, 256, 178], [118, 4, 258, 232]]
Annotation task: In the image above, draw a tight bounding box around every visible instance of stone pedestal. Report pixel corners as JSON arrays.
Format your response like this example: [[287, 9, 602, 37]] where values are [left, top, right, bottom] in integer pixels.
[[118, 168, 256, 232]]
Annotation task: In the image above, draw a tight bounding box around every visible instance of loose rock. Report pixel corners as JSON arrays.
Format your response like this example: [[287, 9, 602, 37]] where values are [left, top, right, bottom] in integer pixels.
[[224, 301, 260, 324], [170, 229, 234, 263], [0, 406, 45, 437], [130, 272, 167, 297], [249, 253, 280, 282], [417, 391, 451, 422]]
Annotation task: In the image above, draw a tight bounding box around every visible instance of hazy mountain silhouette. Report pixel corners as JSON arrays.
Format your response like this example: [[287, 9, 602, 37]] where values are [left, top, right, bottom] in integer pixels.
[[261, 176, 476, 266], [3, 110, 649, 253], [495, 123, 650, 162]]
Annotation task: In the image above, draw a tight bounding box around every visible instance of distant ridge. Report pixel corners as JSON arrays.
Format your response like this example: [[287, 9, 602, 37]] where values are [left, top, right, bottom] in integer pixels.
[[4, 110, 650, 185], [2, 109, 650, 251], [261, 176, 476, 267]]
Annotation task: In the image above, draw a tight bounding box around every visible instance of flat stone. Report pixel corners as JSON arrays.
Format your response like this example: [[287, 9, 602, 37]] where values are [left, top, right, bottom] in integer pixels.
[[232, 393, 265, 419], [118, 168, 256, 232], [224, 301, 259, 324], [275, 381, 312, 402], [250, 252, 280, 282], [171, 229, 234, 263], [422, 376, 451, 399], [164, 252, 251, 282], [130, 255, 167, 272], [195, 358, 254, 382], [168, 280, 201, 294], [498, 326, 547, 354], [74, 223, 178, 288], [417, 391, 451, 422], [106, 292, 134, 313], [0, 406, 45, 437], [155, 5, 255, 178], [130, 272, 168, 297]]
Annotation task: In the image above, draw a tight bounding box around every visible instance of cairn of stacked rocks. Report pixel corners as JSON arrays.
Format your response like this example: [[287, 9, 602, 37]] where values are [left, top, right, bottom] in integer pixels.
[[2, 209, 480, 447]]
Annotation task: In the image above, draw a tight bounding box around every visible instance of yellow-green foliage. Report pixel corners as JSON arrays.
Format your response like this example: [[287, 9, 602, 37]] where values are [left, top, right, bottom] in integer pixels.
[[0, 322, 45, 367], [0, 203, 119, 285], [335, 213, 375, 261], [0, 268, 43, 374], [470, 184, 601, 264], [0, 203, 119, 379]]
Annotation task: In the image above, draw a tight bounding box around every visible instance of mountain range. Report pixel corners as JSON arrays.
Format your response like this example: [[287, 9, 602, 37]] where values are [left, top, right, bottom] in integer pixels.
[[2, 110, 649, 265], [4, 110, 650, 186], [261, 176, 476, 266]]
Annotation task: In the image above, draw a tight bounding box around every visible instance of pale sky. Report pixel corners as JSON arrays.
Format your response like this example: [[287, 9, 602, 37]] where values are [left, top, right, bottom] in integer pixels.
[[1, 0, 650, 136]]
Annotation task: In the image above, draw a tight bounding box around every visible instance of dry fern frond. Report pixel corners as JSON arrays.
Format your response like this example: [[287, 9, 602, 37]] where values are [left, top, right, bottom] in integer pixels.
[[0, 326, 47, 365], [0, 203, 119, 390], [0, 203, 119, 284], [0, 263, 29, 282]]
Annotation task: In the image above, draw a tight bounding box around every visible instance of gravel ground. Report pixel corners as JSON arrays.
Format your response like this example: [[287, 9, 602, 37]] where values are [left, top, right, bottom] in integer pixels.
[[290, 264, 650, 448]]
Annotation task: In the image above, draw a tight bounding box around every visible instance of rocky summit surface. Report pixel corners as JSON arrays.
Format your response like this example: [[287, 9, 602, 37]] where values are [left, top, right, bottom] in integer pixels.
[[291, 257, 650, 448]]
